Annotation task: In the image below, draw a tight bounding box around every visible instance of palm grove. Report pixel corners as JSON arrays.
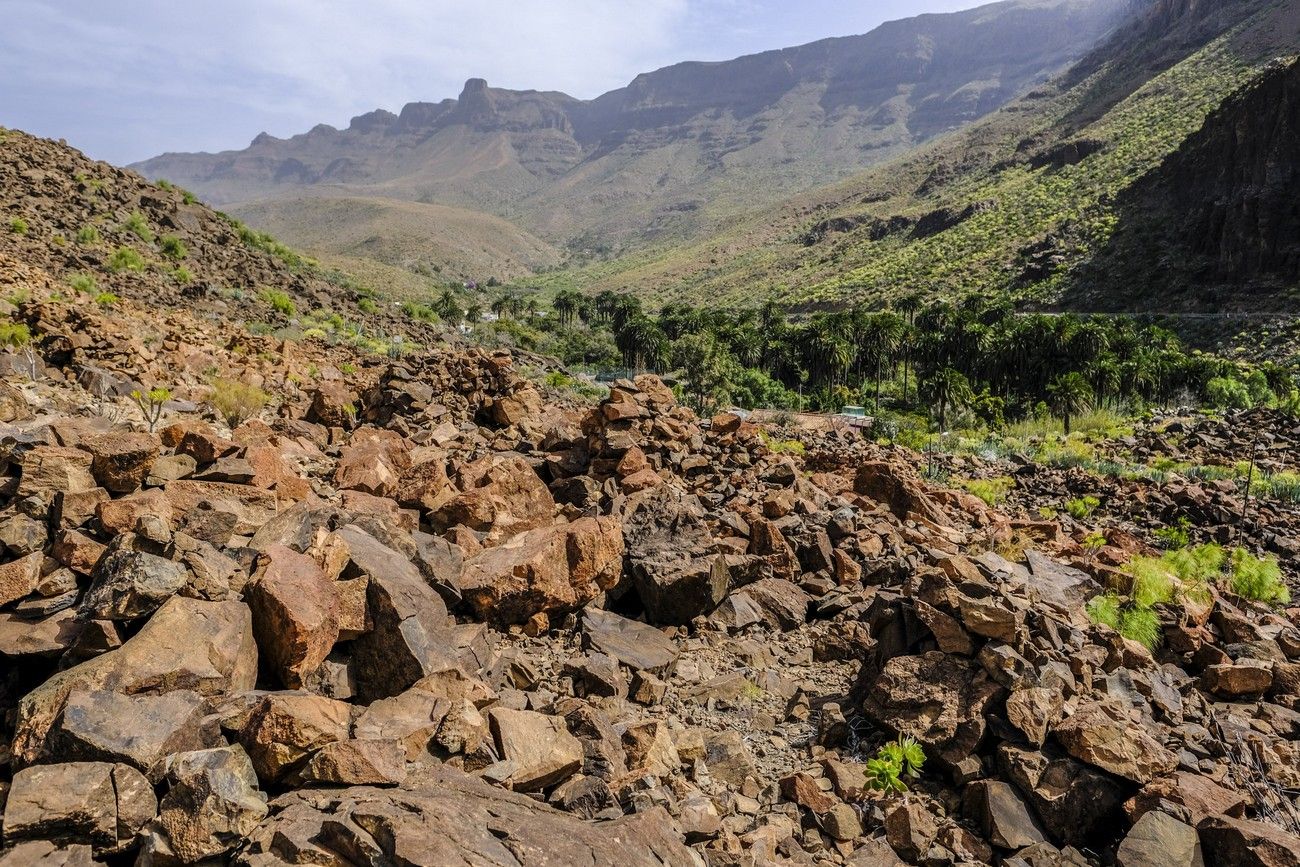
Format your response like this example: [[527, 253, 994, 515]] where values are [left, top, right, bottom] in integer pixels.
[[475, 289, 1298, 431]]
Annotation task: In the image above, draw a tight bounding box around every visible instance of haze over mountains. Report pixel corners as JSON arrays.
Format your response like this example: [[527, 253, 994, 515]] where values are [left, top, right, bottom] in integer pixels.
[[132, 0, 1136, 276]]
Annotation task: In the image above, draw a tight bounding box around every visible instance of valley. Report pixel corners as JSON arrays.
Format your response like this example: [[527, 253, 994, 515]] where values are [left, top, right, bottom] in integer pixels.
[[1, 0, 1300, 865]]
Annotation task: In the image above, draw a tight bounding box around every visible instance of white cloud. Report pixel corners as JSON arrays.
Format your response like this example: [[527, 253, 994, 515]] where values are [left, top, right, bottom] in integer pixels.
[[0, 0, 986, 163]]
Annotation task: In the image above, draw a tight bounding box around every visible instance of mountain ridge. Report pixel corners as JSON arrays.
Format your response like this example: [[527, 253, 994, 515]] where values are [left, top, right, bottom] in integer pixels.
[[132, 0, 1138, 255]]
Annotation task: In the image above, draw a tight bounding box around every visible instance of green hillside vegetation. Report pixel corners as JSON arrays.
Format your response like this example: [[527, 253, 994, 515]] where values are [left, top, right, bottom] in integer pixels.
[[520, 0, 1295, 311]]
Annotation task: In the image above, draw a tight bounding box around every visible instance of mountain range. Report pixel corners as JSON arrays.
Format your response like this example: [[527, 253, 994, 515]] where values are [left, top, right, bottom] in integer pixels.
[[132, 0, 1137, 278]]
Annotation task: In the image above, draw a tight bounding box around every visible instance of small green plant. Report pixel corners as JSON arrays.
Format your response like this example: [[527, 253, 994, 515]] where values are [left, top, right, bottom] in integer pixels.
[[68, 273, 97, 295], [357, 297, 378, 314], [76, 224, 100, 244], [1230, 548, 1290, 605], [0, 321, 32, 349], [122, 211, 154, 242], [8, 217, 28, 235], [1065, 495, 1100, 520], [1082, 532, 1106, 563], [51, 234, 66, 247], [866, 736, 927, 795], [401, 301, 439, 324], [1154, 516, 1192, 549], [962, 476, 1013, 507], [172, 266, 194, 284], [758, 430, 807, 456], [107, 246, 146, 272], [156, 179, 173, 190], [159, 235, 187, 260], [130, 386, 171, 432], [340, 362, 356, 375], [206, 378, 269, 427], [1037, 505, 1057, 519], [94, 292, 119, 308], [260, 289, 296, 317]]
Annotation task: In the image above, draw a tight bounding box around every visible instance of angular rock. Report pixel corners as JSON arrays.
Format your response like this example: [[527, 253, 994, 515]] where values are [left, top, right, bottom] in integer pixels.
[[862, 651, 1003, 766], [81, 431, 159, 493], [154, 746, 268, 863], [339, 524, 456, 702], [49, 689, 213, 781], [1053, 701, 1177, 784], [1198, 816, 1300, 867], [3, 761, 155, 854], [459, 517, 623, 626], [79, 547, 188, 621], [1116, 810, 1203, 867], [245, 544, 340, 688], [239, 692, 353, 782], [964, 780, 1047, 850], [14, 597, 257, 765], [582, 607, 678, 674], [489, 707, 583, 791], [0, 551, 43, 607], [299, 738, 407, 786], [20, 446, 96, 500]]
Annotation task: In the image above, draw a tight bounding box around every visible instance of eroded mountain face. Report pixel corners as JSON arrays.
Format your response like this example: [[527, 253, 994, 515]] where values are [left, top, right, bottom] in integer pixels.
[[130, 0, 1137, 245]]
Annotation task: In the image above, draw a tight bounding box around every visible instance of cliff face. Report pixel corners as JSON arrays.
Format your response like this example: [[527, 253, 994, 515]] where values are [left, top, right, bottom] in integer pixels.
[[130, 0, 1137, 245], [1171, 58, 1300, 282], [1074, 57, 1300, 311]]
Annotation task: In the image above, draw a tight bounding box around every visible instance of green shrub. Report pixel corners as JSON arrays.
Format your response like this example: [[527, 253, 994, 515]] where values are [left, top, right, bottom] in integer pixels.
[[159, 235, 187, 260], [1065, 495, 1100, 520], [1086, 592, 1122, 630], [962, 476, 1013, 506], [401, 301, 439, 324], [1230, 548, 1289, 605], [206, 378, 269, 427], [259, 289, 296, 317], [107, 246, 146, 272], [156, 179, 173, 190], [0, 321, 32, 349], [9, 217, 28, 235], [172, 266, 194, 284], [1126, 556, 1176, 608], [340, 362, 356, 375], [68, 273, 97, 294], [1154, 516, 1192, 549], [1163, 543, 1224, 585], [130, 386, 171, 432], [357, 297, 378, 314], [76, 224, 100, 244], [1118, 607, 1162, 650], [94, 292, 119, 308], [122, 211, 154, 243]]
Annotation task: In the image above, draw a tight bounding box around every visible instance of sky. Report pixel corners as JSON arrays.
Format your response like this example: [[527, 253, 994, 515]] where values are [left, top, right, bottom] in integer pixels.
[[0, 0, 989, 165]]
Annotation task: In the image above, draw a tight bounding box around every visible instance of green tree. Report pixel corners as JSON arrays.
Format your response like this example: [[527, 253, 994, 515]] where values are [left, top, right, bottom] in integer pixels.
[[1047, 372, 1094, 434], [922, 367, 972, 432], [672, 332, 736, 413]]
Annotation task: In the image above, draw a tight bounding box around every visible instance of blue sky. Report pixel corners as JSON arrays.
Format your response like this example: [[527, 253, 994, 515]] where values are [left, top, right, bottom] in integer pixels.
[[0, 0, 988, 164]]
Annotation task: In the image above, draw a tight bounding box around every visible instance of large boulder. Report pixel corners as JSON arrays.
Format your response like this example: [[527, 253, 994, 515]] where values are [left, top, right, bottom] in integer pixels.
[[1117, 810, 1204, 867], [432, 453, 555, 542], [854, 461, 950, 526], [3, 761, 155, 855], [1052, 700, 1178, 784], [459, 517, 623, 626], [244, 544, 341, 688], [488, 707, 584, 791], [80, 431, 160, 493], [337, 525, 457, 702], [13, 597, 257, 765], [862, 651, 1003, 766], [148, 746, 268, 863], [235, 763, 698, 865]]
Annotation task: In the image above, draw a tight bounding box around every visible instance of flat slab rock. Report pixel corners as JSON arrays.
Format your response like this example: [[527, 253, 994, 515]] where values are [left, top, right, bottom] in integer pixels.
[[236, 763, 698, 866]]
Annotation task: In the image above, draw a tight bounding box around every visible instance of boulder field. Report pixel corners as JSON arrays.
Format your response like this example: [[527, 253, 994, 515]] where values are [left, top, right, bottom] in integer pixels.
[[0, 297, 1298, 866]]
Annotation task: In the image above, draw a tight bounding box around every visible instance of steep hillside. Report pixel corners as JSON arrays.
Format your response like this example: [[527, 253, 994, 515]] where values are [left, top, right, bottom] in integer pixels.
[[230, 194, 562, 283], [1070, 54, 1300, 311], [0, 128, 446, 344], [537, 0, 1297, 312], [132, 0, 1135, 250]]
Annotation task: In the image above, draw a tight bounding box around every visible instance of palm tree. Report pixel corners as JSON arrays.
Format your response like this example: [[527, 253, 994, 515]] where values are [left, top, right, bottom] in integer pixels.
[[490, 296, 510, 320], [465, 302, 484, 324], [553, 290, 579, 326], [922, 367, 973, 432], [434, 289, 462, 325], [1047, 372, 1093, 435], [860, 312, 904, 412]]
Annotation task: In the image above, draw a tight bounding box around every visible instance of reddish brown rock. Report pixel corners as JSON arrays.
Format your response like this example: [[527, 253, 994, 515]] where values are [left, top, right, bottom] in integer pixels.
[[245, 545, 340, 688], [80, 431, 160, 493], [459, 516, 623, 626]]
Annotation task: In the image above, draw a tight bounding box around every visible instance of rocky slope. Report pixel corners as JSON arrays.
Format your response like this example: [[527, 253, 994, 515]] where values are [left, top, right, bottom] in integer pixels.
[[1, 177, 1300, 864], [131, 0, 1135, 251]]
